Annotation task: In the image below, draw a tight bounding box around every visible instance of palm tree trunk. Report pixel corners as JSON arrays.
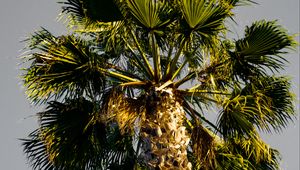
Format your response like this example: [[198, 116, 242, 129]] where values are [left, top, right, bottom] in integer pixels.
[[140, 88, 192, 170]]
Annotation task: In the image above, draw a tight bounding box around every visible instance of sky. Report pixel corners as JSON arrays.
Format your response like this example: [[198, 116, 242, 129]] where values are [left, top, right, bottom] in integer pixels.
[[0, 0, 299, 169]]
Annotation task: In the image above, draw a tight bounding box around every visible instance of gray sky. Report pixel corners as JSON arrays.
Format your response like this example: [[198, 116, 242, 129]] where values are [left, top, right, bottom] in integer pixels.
[[0, 0, 299, 169]]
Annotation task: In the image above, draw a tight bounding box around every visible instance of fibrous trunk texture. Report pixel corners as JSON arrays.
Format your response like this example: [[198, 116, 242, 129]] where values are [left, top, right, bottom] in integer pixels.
[[140, 88, 191, 170]]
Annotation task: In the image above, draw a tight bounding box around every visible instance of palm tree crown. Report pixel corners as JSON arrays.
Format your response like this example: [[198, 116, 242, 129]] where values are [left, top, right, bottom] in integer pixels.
[[21, 0, 297, 169]]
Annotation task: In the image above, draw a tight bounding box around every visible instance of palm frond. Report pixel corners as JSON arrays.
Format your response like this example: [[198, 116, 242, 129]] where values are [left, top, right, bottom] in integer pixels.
[[21, 130, 56, 170], [237, 20, 295, 56], [175, 49, 232, 89], [22, 29, 108, 103], [240, 76, 295, 132], [105, 89, 145, 134], [60, 0, 123, 24], [218, 94, 256, 138], [75, 21, 155, 81], [223, 134, 281, 170], [180, 0, 226, 29], [219, 0, 256, 10], [22, 97, 138, 169], [190, 120, 216, 170], [214, 152, 251, 170], [22, 98, 106, 169], [183, 100, 221, 133], [251, 149, 281, 170], [103, 124, 137, 169], [218, 76, 295, 138], [231, 20, 297, 80], [22, 29, 141, 104], [213, 134, 281, 170], [169, 42, 204, 81], [179, 0, 229, 45], [126, 0, 169, 29]]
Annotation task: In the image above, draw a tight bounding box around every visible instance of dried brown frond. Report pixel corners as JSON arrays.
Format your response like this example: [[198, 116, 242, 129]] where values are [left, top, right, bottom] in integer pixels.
[[106, 90, 145, 134], [191, 120, 216, 170]]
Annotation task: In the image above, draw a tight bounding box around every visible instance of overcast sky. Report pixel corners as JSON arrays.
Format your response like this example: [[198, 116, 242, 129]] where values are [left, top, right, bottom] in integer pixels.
[[0, 0, 299, 169]]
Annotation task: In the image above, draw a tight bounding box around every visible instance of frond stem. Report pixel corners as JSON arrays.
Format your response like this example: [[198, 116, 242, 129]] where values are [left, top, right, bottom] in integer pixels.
[[124, 39, 152, 80], [130, 30, 154, 78], [174, 72, 196, 87], [174, 61, 227, 87], [150, 32, 161, 82], [178, 90, 220, 104], [97, 67, 139, 83], [183, 100, 221, 133], [165, 39, 186, 80], [119, 81, 147, 87], [186, 89, 231, 96], [171, 59, 188, 81]]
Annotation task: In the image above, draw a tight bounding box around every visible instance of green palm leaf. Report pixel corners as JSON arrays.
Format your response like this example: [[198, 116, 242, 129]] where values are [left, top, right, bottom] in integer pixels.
[[231, 20, 296, 80], [236, 20, 295, 56], [22, 98, 137, 169], [218, 94, 256, 138], [22, 130, 56, 170], [22, 28, 140, 104], [23, 29, 107, 103], [22, 98, 105, 169], [180, 0, 228, 36], [126, 0, 169, 29], [218, 76, 295, 138], [214, 135, 281, 170], [240, 76, 295, 132]]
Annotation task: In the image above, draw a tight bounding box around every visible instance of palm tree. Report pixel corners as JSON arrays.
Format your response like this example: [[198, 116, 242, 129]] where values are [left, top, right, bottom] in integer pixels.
[[21, 0, 297, 169]]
